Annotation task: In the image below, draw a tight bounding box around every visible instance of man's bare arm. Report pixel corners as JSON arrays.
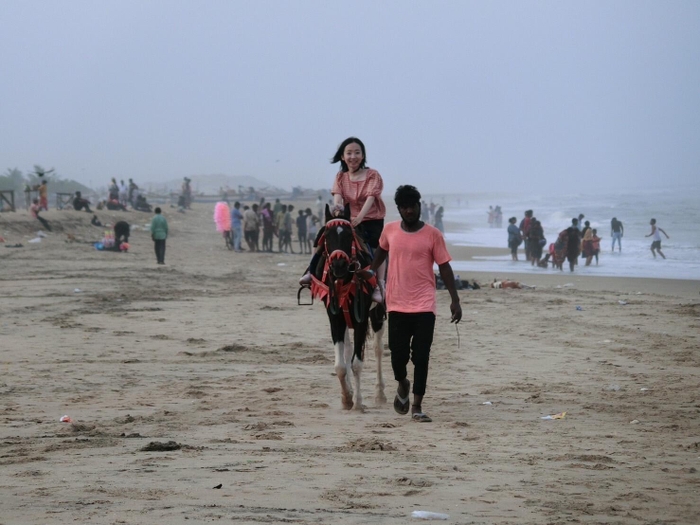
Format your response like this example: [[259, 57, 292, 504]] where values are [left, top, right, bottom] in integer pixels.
[[438, 262, 462, 323]]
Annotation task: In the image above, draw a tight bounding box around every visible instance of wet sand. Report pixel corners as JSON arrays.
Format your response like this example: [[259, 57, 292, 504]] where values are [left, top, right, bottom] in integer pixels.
[[1, 204, 699, 524]]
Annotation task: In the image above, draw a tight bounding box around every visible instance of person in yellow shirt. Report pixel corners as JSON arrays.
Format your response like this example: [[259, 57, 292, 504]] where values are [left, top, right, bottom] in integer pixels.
[[38, 180, 48, 210]]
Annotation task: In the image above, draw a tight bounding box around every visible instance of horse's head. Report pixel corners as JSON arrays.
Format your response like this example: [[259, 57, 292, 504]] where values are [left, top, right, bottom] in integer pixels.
[[322, 204, 356, 280]]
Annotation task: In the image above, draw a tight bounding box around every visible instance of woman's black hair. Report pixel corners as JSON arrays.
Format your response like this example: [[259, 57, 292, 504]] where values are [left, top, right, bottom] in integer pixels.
[[331, 137, 366, 172], [394, 185, 422, 208]]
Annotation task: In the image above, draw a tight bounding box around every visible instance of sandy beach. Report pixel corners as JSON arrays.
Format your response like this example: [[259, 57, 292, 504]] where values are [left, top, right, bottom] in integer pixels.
[[1, 204, 699, 524]]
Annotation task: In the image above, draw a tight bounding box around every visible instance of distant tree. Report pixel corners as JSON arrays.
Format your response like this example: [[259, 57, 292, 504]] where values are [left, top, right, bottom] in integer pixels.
[[1, 167, 92, 195], [0, 168, 26, 192]]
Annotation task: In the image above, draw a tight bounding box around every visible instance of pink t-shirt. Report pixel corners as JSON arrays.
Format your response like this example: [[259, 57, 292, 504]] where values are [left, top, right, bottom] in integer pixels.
[[331, 169, 386, 221], [379, 221, 452, 315]]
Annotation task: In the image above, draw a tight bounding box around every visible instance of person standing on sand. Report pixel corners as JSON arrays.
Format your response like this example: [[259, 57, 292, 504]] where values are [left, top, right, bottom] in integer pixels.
[[591, 228, 601, 265], [434, 206, 445, 234], [646, 218, 669, 259], [231, 201, 243, 252], [370, 185, 462, 423], [276, 204, 288, 253], [261, 202, 274, 252], [38, 180, 49, 211], [519, 210, 533, 261], [119, 180, 128, 208], [128, 178, 139, 207], [528, 218, 544, 266], [566, 218, 582, 272], [284, 205, 295, 254], [150, 207, 168, 265], [581, 228, 594, 266], [243, 203, 260, 252], [507, 217, 521, 261], [611, 217, 624, 252], [296, 209, 308, 254]]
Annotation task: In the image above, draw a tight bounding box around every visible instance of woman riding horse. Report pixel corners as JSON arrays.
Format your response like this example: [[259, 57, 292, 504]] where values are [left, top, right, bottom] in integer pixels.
[[300, 137, 386, 303]]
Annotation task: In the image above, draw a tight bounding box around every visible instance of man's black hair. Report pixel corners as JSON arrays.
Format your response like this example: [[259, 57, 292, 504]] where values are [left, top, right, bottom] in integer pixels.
[[155, 207, 162, 214], [394, 185, 422, 208]]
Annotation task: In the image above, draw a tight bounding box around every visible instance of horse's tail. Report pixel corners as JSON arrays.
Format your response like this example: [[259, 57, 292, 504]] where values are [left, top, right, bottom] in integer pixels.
[[369, 302, 386, 333]]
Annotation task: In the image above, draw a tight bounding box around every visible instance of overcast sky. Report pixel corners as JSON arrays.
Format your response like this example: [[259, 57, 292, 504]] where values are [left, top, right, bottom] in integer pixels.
[[2, 1, 699, 193]]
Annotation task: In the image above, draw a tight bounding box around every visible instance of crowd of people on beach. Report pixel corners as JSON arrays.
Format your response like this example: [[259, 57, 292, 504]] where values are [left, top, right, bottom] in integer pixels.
[[215, 198, 448, 258], [507, 210, 671, 271], [215, 197, 325, 254]]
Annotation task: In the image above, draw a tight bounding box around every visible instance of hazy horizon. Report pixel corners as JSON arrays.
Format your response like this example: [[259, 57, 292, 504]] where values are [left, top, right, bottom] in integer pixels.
[[2, 1, 699, 195]]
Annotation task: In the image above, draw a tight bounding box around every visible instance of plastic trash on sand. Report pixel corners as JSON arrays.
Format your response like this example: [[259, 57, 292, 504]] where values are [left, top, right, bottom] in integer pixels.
[[28, 237, 42, 243], [575, 306, 583, 311], [482, 401, 493, 405], [60, 415, 73, 423], [618, 300, 628, 305], [541, 411, 567, 420], [412, 510, 449, 520], [74, 288, 82, 293]]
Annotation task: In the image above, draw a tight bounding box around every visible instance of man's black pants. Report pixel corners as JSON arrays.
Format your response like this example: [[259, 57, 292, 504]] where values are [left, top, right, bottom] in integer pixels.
[[388, 312, 436, 397], [154, 239, 166, 263]]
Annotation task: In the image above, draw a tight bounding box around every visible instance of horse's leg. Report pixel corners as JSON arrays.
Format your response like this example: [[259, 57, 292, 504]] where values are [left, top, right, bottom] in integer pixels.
[[350, 323, 366, 411], [331, 316, 354, 410]]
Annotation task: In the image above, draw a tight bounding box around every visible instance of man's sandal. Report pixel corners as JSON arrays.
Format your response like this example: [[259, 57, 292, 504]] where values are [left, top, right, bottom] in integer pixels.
[[393, 380, 410, 415]]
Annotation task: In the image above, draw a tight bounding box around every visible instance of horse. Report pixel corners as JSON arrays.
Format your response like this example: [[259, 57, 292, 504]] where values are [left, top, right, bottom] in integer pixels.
[[309, 205, 386, 411]]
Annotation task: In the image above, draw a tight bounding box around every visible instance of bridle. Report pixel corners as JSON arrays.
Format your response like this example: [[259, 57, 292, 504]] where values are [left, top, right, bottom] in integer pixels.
[[310, 217, 376, 327], [319, 218, 364, 280]]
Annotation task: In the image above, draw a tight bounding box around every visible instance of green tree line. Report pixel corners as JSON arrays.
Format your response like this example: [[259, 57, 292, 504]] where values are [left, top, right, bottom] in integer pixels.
[[1, 168, 93, 195]]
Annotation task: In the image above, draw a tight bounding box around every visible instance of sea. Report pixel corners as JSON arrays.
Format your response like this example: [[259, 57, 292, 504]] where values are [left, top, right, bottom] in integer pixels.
[[432, 187, 700, 281]]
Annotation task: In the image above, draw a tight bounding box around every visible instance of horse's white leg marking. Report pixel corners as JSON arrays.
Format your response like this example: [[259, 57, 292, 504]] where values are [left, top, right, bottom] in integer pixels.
[[334, 337, 353, 410], [351, 334, 364, 411], [343, 328, 354, 402], [374, 323, 387, 405]]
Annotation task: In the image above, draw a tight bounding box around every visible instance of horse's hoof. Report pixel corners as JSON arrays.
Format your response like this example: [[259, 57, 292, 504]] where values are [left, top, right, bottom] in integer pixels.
[[375, 392, 387, 405], [342, 397, 354, 410], [353, 403, 367, 413]]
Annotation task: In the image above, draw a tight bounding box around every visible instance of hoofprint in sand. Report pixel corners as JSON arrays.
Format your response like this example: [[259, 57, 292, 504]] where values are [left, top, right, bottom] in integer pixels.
[[1, 204, 699, 524]]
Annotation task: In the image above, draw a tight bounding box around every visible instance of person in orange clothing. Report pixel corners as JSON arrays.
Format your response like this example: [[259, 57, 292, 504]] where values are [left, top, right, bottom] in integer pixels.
[[38, 180, 48, 210], [370, 185, 462, 423]]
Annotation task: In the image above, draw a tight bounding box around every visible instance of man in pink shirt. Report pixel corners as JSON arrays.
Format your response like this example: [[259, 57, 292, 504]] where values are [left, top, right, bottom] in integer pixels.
[[370, 185, 461, 422]]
